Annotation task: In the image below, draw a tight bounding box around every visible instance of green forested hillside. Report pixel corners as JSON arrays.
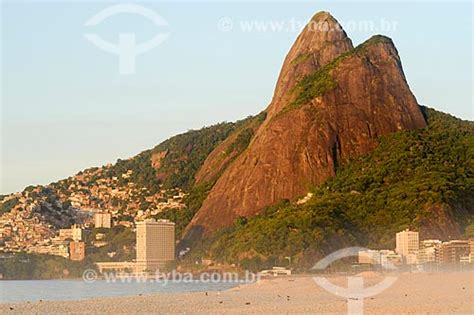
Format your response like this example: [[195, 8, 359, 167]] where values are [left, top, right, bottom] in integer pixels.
[[153, 113, 268, 238], [202, 107, 474, 269], [2, 106, 472, 275], [100, 115, 261, 194], [103, 122, 241, 193]]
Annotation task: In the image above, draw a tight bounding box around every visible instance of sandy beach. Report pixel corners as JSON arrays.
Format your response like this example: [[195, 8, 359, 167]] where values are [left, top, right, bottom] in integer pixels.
[[1, 271, 473, 314]]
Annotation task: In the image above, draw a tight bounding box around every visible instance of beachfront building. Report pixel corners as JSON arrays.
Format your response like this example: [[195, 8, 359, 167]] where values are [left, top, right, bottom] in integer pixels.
[[358, 249, 402, 269], [396, 229, 419, 264], [380, 250, 402, 268], [94, 212, 112, 228], [135, 219, 175, 272], [417, 240, 441, 265], [439, 240, 470, 265]]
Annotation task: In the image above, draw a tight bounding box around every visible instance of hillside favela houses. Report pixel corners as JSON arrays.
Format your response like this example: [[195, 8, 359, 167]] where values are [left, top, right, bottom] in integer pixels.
[[19, 224, 86, 260], [0, 178, 186, 262], [1, 194, 473, 274], [0, 172, 186, 260], [358, 229, 474, 270]]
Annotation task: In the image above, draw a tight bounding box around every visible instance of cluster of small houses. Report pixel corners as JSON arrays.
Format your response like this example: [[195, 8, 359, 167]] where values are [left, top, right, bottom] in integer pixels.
[[2, 199, 473, 272], [0, 166, 187, 260], [0, 191, 64, 254], [2, 210, 119, 261], [25, 212, 113, 262]]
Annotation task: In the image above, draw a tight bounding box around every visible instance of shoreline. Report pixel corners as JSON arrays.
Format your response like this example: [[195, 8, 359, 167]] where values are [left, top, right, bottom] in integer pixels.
[[1, 271, 473, 314]]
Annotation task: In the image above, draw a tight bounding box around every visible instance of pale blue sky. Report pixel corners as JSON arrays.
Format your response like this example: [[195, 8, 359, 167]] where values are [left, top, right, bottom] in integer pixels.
[[1, 1, 473, 194]]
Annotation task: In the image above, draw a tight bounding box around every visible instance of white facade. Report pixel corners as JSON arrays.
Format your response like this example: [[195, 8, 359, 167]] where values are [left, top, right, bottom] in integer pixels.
[[94, 212, 112, 228], [396, 229, 419, 264], [136, 219, 175, 272], [417, 240, 441, 264]]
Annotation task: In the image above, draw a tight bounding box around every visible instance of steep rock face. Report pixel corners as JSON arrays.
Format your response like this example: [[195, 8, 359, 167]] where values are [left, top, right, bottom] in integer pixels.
[[194, 13, 352, 187], [184, 13, 426, 239], [195, 113, 266, 185], [195, 12, 352, 187], [193, 131, 242, 185], [266, 11, 354, 119]]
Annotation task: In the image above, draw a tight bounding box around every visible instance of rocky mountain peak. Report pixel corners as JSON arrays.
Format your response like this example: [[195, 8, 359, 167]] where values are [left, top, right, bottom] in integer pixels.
[[183, 13, 427, 241], [267, 12, 353, 118]]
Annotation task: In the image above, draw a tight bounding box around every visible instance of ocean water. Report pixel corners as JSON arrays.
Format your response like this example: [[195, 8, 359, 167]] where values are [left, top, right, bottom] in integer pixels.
[[0, 279, 240, 303]]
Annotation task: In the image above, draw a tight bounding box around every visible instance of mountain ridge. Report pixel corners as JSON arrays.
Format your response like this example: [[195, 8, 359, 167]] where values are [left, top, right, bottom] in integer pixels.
[[1, 12, 472, 268], [184, 13, 426, 239], [203, 107, 474, 269]]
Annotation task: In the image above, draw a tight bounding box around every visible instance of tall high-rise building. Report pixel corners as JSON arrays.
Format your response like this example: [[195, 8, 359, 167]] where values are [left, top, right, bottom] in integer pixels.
[[136, 219, 175, 272], [396, 229, 419, 263], [94, 212, 112, 228]]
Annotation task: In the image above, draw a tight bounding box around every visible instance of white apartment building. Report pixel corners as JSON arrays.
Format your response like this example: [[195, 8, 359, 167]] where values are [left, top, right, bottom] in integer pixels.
[[417, 239, 442, 264], [396, 229, 419, 264], [94, 212, 112, 228], [135, 219, 175, 272]]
